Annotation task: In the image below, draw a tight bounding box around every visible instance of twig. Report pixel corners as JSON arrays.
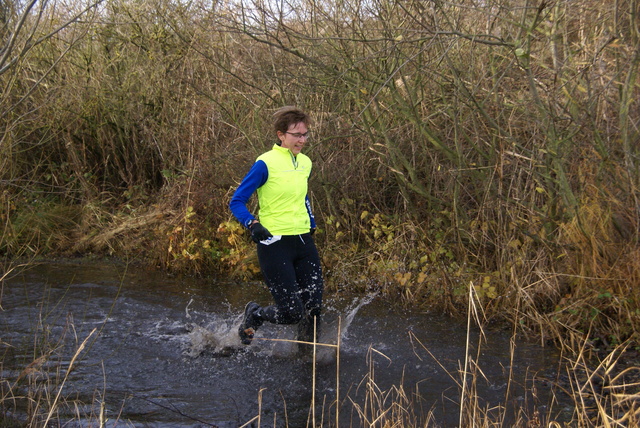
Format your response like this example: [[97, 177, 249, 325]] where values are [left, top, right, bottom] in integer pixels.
[[255, 337, 338, 348], [136, 396, 219, 427], [43, 328, 97, 426]]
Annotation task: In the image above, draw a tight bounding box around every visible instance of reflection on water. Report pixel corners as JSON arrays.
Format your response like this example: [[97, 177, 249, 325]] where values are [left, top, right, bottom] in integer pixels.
[[1, 260, 567, 427]]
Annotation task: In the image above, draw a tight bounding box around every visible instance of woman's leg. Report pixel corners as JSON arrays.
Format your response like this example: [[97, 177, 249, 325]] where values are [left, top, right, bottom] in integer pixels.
[[293, 234, 324, 342], [294, 234, 324, 317], [256, 236, 306, 324]]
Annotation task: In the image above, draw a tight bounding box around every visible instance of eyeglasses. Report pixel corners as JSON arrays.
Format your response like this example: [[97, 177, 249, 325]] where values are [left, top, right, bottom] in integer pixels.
[[286, 131, 310, 139]]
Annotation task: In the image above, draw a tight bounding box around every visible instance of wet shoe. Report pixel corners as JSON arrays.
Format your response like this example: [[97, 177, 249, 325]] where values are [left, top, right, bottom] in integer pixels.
[[238, 302, 263, 345]]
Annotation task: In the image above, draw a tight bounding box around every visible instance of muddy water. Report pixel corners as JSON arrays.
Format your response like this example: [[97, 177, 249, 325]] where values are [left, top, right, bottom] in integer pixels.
[[1, 260, 567, 427]]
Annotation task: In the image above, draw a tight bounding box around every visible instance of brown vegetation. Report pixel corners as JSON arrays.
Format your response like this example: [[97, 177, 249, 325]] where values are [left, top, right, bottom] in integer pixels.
[[1, 0, 639, 411]]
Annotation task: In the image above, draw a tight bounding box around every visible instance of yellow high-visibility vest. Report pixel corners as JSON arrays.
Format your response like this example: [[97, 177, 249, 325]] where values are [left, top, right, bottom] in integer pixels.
[[256, 144, 312, 235]]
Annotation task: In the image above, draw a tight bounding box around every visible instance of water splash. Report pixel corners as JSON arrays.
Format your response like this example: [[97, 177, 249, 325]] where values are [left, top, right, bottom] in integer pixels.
[[312, 293, 378, 364], [340, 292, 378, 337], [184, 293, 378, 359], [185, 318, 242, 357]]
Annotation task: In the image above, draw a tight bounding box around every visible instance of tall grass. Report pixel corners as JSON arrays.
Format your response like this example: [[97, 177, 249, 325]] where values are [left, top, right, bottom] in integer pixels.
[[0, 314, 102, 427]]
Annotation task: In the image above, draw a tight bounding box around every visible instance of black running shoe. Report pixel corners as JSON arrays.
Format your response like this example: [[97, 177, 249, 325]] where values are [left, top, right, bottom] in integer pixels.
[[238, 302, 263, 345]]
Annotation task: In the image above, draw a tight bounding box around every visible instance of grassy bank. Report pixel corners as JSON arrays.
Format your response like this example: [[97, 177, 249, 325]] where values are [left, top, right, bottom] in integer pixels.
[[1, 0, 639, 407]]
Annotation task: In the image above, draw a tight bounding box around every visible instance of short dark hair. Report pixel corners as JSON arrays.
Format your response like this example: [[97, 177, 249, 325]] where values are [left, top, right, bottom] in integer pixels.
[[273, 106, 310, 135]]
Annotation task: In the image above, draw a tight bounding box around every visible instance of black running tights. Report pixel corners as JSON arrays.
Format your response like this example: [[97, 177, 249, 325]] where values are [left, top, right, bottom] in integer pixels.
[[256, 233, 323, 325]]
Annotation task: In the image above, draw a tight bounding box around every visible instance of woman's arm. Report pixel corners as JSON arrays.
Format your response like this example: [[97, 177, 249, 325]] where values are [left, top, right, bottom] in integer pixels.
[[305, 195, 316, 230], [229, 160, 268, 228]]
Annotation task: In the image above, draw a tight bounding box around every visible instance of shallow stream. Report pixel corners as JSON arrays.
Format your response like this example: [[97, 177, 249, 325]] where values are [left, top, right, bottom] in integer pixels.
[[1, 260, 569, 427]]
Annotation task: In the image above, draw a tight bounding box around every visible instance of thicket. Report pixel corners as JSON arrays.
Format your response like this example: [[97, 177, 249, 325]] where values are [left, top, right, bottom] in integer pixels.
[[1, 0, 639, 349]]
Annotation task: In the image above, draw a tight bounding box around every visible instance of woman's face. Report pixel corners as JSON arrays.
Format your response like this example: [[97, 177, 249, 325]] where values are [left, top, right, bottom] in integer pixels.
[[277, 122, 309, 156]]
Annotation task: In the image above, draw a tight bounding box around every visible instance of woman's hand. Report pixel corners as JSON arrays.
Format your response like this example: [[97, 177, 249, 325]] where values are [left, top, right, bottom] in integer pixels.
[[249, 222, 273, 243]]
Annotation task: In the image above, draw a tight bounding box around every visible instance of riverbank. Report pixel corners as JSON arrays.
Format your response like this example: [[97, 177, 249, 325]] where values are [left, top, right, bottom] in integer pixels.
[[4, 192, 640, 350]]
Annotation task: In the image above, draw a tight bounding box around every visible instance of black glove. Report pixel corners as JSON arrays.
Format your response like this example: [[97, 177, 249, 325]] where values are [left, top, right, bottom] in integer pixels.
[[249, 222, 273, 243], [310, 228, 316, 235]]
